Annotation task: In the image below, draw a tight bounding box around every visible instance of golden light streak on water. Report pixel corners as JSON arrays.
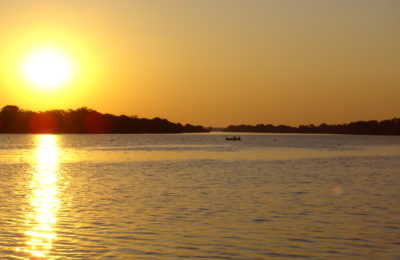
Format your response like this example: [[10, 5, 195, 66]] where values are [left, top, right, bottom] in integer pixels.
[[17, 135, 60, 258]]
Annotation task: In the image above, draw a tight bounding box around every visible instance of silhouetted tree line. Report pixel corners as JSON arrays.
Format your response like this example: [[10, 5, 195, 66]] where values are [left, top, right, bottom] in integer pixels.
[[224, 118, 400, 135], [0, 105, 208, 134]]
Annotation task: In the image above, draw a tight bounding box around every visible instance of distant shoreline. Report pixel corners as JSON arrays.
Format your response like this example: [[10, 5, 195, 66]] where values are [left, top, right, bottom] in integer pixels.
[[223, 118, 400, 136], [0, 105, 209, 134], [1, 105, 399, 135]]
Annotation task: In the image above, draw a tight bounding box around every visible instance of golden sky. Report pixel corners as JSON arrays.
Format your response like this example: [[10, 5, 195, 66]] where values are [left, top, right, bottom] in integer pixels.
[[0, 0, 399, 126]]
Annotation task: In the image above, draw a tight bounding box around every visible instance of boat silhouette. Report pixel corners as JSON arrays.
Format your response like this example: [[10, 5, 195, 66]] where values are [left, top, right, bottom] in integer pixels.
[[225, 136, 241, 141]]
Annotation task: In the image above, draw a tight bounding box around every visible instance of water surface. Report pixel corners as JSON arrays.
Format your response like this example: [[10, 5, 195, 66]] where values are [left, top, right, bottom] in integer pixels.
[[0, 133, 399, 259]]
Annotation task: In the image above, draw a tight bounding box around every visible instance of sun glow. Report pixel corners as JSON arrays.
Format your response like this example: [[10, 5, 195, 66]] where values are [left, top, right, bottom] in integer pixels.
[[21, 48, 76, 90], [0, 28, 104, 109]]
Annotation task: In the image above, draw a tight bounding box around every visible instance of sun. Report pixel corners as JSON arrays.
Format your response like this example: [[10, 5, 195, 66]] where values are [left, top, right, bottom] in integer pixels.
[[21, 48, 75, 90]]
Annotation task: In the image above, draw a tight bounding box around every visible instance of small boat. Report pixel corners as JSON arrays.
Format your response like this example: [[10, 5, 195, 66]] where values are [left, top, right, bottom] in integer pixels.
[[225, 136, 241, 141]]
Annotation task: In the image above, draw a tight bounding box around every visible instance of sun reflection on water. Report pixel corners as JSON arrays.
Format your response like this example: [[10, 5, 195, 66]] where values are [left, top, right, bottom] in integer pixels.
[[17, 135, 60, 258]]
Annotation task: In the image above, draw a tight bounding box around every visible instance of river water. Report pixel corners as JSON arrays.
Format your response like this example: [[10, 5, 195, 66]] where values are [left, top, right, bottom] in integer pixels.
[[0, 133, 399, 259]]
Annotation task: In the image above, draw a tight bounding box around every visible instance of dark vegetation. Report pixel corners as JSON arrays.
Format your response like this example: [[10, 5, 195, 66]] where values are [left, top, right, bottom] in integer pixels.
[[0, 105, 208, 133], [224, 118, 400, 135]]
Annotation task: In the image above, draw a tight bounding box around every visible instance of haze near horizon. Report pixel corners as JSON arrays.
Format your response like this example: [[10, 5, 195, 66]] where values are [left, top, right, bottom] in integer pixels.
[[0, 0, 399, 127]]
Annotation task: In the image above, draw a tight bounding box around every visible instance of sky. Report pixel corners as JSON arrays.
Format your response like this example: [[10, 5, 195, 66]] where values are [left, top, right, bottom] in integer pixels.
[[0, 0, 399, 127]]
